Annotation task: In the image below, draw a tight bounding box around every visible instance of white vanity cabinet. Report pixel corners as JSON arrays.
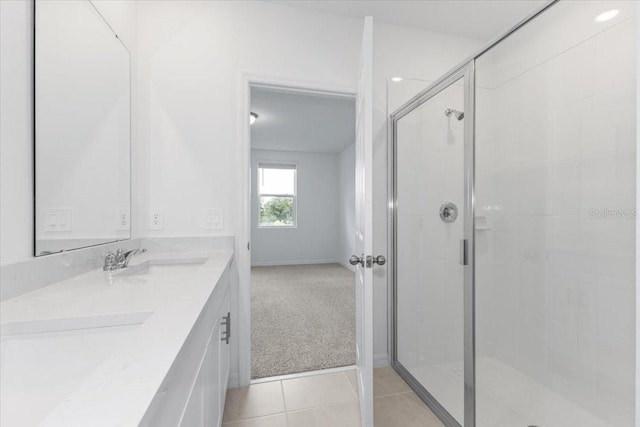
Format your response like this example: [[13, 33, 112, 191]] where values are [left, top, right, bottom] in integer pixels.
[[141, 266, 231, 427]]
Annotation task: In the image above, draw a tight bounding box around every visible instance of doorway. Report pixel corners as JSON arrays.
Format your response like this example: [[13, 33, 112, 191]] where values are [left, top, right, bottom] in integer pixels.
[[249, 85, 358, 380]]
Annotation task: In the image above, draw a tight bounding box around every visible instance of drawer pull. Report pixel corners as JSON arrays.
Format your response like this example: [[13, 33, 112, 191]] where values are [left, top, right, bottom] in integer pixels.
[[221, 312, 230, 344]]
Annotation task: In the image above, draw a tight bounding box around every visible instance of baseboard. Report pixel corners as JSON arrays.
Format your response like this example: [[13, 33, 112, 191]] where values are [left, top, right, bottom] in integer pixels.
[[227, 372, 240, 389], [251, 259, 340, 267], [374, 352, 390, 368]]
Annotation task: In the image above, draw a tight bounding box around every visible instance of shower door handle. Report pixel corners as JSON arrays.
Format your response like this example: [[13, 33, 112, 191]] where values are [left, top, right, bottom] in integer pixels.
[[460, 239, 469, 266]]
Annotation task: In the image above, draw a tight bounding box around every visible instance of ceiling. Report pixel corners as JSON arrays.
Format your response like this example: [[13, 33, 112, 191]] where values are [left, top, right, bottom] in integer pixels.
[[250, 87, 355, 154], [272, 0, 550, 41]]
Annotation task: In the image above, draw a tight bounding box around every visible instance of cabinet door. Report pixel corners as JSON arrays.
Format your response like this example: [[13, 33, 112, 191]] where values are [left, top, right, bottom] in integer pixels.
[[219, 291, 230, 403], [204, 315, 222, 426], [180, 365, 204, 427]]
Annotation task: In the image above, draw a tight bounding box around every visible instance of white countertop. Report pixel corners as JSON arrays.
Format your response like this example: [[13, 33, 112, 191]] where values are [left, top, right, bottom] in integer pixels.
[[0, 250, 233, 427]]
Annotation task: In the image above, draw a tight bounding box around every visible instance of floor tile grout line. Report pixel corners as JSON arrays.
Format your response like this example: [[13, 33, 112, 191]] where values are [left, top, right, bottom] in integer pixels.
[[374, 390, 415, 399], [374, 393, 408, 399], [280, 380, 289, 413], [221, 412, 284, 425], [341, 371, 359, 398], [285, 400, 361, 415], [284, 396, 361, 412], [226, 410, 288, 423]]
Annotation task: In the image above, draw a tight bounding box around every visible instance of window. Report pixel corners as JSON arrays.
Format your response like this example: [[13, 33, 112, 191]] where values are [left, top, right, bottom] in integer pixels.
[[257, 163, 296, 227]]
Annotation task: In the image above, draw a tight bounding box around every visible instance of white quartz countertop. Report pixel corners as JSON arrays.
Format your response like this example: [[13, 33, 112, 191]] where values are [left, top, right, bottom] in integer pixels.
[[0, 250, 233, 427]]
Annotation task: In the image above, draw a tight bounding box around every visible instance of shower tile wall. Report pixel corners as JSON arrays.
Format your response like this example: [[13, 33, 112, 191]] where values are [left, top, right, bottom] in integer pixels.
[[475, 1, 637, 426], [396, 82, 465, 423]]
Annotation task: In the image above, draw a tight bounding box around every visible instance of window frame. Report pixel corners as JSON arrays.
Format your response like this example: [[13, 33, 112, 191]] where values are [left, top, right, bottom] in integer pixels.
[[256, 162, 298, 228]]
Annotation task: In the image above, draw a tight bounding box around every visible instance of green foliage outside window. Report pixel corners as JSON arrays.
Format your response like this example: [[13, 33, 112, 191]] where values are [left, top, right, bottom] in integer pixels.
[[259, 197, 294, 226]]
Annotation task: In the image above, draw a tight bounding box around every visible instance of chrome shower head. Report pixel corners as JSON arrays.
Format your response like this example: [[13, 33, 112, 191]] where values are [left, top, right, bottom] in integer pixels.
[[445, 108, 464, 121]]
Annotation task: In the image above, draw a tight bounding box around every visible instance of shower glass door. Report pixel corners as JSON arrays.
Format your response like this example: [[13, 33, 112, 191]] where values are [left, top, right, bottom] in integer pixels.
[[392, 66, 472, 426], [474, 2, 637, 426]]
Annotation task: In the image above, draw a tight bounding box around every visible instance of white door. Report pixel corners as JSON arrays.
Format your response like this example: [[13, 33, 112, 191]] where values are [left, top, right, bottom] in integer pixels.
[[353, 15, 374, 427]]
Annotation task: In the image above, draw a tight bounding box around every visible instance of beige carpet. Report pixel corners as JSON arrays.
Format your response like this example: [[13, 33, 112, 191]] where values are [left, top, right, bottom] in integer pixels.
[[251, 263, 356, 379]]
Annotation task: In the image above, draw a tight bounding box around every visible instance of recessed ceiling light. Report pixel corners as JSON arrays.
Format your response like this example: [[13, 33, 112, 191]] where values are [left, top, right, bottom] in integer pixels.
[[595, 9, 619, 22], [391, 76, 403, 82], [250, 112, 258, 125]]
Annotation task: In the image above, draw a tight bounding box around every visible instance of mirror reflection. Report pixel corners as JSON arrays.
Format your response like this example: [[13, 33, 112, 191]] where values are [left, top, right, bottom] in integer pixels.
[[35, 0, 131, 256]]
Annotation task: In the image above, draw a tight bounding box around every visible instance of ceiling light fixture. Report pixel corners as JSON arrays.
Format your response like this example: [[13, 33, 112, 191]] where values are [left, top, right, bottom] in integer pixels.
[[250, 112, 258, 125], [391, 76, 403, 82], [595, 9, 619, 22]]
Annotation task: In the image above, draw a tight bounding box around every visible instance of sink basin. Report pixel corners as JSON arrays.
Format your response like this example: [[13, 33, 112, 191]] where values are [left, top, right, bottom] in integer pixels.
[[0, 311, 152, 336], [114, 257, 208, 277], [1, 311, 152, 426]]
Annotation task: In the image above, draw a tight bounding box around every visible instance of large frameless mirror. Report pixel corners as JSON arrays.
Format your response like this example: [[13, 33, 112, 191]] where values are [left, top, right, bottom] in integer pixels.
[[35, 0, 131, 256]]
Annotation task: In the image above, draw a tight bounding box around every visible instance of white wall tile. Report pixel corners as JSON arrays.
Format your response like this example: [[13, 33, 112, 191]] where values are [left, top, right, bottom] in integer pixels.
[[475, 2, 636, 424]]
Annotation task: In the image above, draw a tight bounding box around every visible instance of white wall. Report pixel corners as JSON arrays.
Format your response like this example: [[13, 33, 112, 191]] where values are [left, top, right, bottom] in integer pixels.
[[250, 149, 340, 266], [0, 0, 33, 264], [339, 143, 356, 272], [138, 0, 360, 244], [0, 0, 138, 265]]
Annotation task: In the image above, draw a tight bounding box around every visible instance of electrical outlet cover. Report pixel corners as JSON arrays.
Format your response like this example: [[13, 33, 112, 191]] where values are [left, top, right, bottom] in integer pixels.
[[149, 210, 164, 230], [116, 208, 130, 230]]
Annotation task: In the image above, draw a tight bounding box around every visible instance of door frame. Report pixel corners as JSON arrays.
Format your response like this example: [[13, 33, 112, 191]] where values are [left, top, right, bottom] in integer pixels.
[[388, 61, 475, 427], [238, 73, 356, 386]]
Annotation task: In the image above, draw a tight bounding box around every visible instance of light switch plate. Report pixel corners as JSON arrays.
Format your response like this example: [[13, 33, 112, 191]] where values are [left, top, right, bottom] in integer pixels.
[[44, 208, 72, 232], [149, 210, 164, 230], [203, 208, 223, 230]]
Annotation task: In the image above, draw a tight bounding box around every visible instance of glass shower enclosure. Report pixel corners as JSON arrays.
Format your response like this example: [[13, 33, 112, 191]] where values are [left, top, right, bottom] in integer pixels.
[[390, 1, 637, 426]]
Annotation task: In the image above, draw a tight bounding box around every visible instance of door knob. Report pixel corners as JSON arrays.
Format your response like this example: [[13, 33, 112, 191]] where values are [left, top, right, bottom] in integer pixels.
[[349, 255, 364, 266], [372, 255, 386, 266], [366, 255, 386, 267]]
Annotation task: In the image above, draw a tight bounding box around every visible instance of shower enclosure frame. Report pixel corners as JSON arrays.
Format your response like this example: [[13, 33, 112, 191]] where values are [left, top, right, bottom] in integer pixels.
[[389, 60, 475, 427], [387, 1, 558, 426]]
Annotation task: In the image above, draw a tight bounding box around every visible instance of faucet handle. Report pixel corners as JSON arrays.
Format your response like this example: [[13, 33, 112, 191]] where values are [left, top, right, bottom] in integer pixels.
[[114, 249, 126, 264], [103, 251, 117, 271], [102, 251, 115, 259]]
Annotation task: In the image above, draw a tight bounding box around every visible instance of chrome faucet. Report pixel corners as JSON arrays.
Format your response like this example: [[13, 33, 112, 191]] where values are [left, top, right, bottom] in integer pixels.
[[103, 248, 147, 271]]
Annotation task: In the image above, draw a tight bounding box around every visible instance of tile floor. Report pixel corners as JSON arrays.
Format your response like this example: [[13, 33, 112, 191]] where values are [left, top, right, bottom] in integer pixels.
[[222, 367, 443, 426]]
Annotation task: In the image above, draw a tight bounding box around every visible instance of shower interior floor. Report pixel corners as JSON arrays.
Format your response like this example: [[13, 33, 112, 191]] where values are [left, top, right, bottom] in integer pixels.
[[405, 357, 622, 427]]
